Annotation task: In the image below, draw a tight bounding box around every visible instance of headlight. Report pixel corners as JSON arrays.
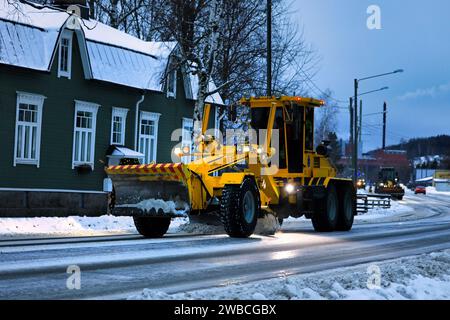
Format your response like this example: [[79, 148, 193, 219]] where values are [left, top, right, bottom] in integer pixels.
[[182, 146, 190, 154], [285, 184, 295, 194], [242, 146, 251, 153], [174, 147, 183, 156]]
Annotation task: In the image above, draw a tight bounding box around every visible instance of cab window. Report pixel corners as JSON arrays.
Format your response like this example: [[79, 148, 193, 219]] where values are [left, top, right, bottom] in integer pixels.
[[305, 107, 314, 151]]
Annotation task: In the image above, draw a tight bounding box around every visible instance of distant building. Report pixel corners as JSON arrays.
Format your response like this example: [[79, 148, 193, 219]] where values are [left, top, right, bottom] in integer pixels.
[[339, 149, 411, 183], [413, 155, 443, 168], [433, 170, 450, 192], [0, 0, 224, 216]]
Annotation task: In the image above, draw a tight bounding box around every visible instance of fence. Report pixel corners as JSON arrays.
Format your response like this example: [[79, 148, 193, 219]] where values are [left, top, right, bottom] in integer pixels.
[[357, 193, 391, 214]]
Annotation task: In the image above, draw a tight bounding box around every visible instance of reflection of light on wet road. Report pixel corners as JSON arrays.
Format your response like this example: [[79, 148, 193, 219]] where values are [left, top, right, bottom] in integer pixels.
[[271, 250, 299, 261], [218, 279, 242, 287]]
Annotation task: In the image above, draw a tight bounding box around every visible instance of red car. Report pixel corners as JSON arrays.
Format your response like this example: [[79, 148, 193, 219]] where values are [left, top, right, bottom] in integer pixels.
[[415, 186, 427, 195]]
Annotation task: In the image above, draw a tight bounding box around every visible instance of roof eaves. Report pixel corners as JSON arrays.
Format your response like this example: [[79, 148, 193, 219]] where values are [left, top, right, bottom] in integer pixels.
[[85, 38, 158, 60]]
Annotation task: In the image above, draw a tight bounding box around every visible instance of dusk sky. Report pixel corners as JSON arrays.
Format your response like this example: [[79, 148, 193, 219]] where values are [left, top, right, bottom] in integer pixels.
[[293, 0, 450, 152]]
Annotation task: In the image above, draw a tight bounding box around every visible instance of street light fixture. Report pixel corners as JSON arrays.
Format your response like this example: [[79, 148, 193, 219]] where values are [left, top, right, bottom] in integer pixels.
[[352, 70, 404, 184]]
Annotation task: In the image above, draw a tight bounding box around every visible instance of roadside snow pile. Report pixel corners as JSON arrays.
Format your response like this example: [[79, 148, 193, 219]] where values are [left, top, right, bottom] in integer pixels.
[[0, 216, 136, 237], [177, 220, 224, 235], [130, 250, 450, 300], [355, 199, 412, 222], [173, 214, 282, 236], [255, 214, 281, 236], [427, 187, 450, 197]]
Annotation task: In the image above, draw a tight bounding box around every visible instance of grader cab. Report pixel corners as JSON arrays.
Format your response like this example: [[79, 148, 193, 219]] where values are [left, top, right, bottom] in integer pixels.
[[106, 96, 356, 238]]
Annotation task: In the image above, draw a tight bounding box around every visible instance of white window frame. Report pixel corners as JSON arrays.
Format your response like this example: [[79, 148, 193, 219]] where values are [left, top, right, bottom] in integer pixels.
[[110, 107, 129, 145], [58, 30, 73, 79], [138, 111, 161, 164], [166, 68, 177, 99], [181, 118, 194, 164], [72, 100, 100, 170], [13, 92, 46, 168]]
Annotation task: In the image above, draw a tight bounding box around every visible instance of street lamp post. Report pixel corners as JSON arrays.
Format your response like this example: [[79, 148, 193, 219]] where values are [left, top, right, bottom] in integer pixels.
[[352, 69, 403, 184], [350, 86, 388, 183]]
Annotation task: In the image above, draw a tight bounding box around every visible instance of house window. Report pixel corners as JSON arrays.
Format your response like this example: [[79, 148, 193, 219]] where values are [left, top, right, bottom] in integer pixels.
[[111, 107, 129, 145], [58, 31, 73, 79], [138, 112, 160, 164], [181, 118, 194, 164], [167, 68, 177, 98], [13, 92, 46, 167], [72, 101, 100, 169]]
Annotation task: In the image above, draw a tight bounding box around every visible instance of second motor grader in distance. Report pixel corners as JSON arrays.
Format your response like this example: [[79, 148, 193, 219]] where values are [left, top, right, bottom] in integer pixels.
[[106, 96, 356, 238]]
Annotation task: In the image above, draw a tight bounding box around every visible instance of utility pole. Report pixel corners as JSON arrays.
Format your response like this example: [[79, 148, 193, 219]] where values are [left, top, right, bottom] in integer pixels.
[[382, 101, 387, 150], [349, 97, 354, 149], [359, 100, 363, 143], [267, 0, 272, 97], [349, 97, 354, 177], [353, 79, 358, 184]]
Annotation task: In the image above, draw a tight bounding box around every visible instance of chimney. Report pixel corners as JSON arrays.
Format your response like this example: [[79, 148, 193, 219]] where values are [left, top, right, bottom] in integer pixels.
[[52, 0, 90, 20]]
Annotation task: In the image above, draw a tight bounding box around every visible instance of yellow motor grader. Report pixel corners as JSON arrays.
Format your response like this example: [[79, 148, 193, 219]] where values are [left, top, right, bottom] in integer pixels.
[[106, 96, 356, 238]]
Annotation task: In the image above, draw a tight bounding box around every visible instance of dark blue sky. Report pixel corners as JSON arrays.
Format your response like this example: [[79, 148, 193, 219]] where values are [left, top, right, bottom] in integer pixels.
[[293, 0, 450, 151]]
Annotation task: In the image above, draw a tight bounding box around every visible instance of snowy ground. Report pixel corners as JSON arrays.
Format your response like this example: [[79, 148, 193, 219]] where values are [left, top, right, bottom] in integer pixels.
[[0, 189, 447, 238], [354, 198, 412, 223], [427, 187, 450, 196], [130, 250, 450, 300], [0, 216, 192, 238], [0, 201, 421, 238]]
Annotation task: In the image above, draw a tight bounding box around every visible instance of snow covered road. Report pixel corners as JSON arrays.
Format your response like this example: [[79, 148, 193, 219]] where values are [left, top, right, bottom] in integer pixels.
[[0, 192, 449, 300]]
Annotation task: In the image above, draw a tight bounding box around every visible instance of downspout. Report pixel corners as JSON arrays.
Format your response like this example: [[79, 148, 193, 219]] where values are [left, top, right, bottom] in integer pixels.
[[216, 109, 226, 138], [134, 92, 146, 151]]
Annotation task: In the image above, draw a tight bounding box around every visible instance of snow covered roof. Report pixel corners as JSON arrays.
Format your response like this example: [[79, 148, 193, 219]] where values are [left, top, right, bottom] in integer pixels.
[[188, 74, 223, 105], [0, 0, 224, 104], [0, 0, 66, 71], [108, 146, 144, 159]]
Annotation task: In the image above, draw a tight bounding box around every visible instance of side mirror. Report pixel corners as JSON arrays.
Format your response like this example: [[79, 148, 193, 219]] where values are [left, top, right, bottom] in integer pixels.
[[316, 143, 331, 157]]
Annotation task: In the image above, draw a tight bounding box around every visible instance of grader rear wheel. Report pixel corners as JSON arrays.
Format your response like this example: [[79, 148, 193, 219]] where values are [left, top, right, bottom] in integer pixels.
[[336, 185, 355, 231], [312, 184, 338, 232]]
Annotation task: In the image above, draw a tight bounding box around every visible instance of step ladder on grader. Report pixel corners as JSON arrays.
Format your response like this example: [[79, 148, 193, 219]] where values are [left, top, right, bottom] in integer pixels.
[[106, 96, 356, 238]]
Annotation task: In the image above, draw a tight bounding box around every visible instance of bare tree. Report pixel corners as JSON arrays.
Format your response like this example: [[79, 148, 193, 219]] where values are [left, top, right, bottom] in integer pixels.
[[315, 89, 339, 147]]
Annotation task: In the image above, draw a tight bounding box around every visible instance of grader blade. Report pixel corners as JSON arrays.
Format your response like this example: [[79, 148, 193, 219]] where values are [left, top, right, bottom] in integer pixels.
[[106, 164, 191, 218]]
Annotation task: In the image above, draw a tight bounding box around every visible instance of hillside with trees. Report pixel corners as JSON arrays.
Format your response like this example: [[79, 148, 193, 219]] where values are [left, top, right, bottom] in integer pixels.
[[386, 135, 450, 159]]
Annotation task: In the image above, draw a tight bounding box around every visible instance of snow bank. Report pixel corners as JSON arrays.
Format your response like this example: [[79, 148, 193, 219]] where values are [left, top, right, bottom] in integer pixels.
[[0, 216, 136, 237], [0, 216, 204, 237], [426, 187, 450, 197], [130, 250, 450, 300], [255, 214, 281, 236], [355, 198, 412, 222], [176, 219, 224, 235]]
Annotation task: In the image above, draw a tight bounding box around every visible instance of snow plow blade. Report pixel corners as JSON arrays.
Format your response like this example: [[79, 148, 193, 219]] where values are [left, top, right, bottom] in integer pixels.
[[106, 164, 191, 218]]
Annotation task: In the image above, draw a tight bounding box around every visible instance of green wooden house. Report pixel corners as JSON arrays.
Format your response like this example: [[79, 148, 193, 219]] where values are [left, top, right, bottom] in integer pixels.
[[0, 0, 223, 217]]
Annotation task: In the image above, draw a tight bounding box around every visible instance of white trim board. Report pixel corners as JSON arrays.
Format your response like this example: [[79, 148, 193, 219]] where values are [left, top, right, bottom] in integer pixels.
[[0, 188, 107, 194]]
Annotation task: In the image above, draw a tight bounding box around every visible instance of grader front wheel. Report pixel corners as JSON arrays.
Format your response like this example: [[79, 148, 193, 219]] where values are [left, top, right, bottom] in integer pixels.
[[133, 217, 171, 238], [220, 178, 259, 238]]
